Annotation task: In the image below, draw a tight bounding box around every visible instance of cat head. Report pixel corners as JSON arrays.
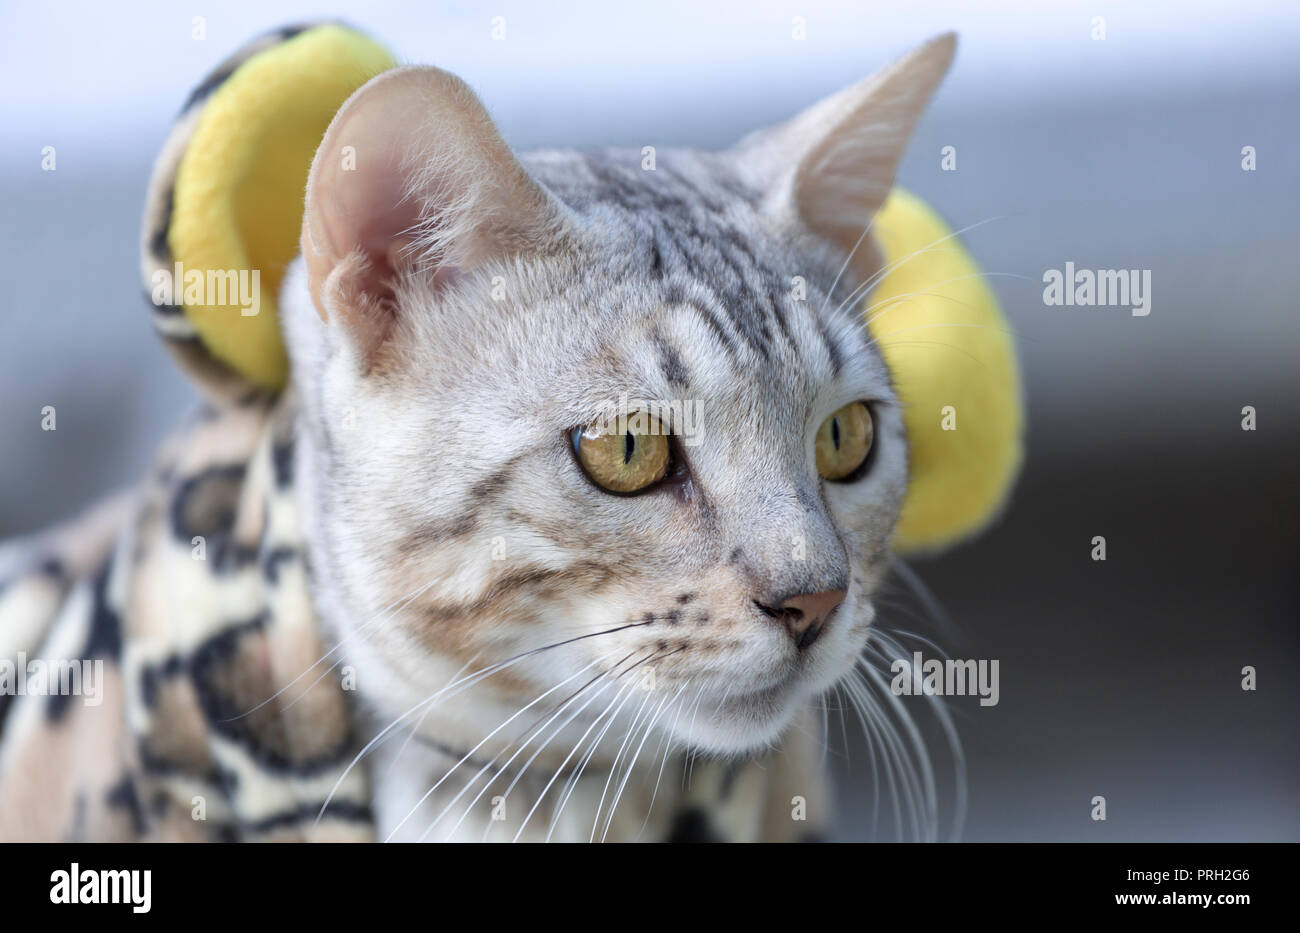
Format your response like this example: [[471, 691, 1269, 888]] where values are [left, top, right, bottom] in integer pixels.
[[285, 34, 956, 755]]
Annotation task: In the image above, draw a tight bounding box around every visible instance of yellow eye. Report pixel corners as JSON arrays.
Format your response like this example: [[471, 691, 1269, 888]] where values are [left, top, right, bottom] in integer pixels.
[[815, 401, 874, 481], [574, 415, 671, 494]]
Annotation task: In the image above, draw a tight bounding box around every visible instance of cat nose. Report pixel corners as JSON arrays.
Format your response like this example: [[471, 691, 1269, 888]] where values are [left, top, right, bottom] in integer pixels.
[[754, 589, 846, 650]]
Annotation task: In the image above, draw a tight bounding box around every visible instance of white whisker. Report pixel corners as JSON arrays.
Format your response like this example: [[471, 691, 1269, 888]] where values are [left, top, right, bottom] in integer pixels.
[[382, 650, 616, 842]]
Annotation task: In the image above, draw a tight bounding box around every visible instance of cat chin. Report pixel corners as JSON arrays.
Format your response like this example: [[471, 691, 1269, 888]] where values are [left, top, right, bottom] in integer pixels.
[[670, 678, 812, 755], [671, 641, 864, 755]]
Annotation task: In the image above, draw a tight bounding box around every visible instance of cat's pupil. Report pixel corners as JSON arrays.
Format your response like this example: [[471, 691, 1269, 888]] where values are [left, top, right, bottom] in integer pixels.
[[623, 431, 634, 464], [832, 417, 841, 450]]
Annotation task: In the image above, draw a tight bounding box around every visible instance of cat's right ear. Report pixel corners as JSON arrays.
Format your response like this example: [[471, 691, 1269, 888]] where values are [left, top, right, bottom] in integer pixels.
[[301, 66, 564, 361]]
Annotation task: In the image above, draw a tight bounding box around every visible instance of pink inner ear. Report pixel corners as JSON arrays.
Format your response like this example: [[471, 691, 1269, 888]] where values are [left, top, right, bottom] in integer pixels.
[[302, 66, 564, 349], [304, 99, 477, 322], [378, 233, 463, 296], [323, 149, 424, 300]]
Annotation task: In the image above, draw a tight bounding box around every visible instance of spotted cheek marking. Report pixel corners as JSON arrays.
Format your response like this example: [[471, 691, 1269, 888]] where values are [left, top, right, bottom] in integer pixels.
[[617, 581, 743, 676], [686, 639, 729, 656], [651, 637, 745, 686]]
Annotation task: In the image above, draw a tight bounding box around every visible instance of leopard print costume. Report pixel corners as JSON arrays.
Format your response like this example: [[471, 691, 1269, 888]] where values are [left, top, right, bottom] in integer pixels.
[[0, 390, 377, 841]]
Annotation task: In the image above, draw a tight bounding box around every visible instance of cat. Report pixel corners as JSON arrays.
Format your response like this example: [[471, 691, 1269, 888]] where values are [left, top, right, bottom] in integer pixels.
[[0, 29, 957, 842]]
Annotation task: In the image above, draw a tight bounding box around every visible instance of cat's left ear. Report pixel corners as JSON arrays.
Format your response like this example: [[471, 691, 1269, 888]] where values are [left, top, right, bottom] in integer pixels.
[[736, 33, 956, 269]]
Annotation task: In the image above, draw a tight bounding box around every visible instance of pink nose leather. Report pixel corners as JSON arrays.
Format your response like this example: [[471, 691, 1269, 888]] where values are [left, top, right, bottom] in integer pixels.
[[759, 589, 846, 649]]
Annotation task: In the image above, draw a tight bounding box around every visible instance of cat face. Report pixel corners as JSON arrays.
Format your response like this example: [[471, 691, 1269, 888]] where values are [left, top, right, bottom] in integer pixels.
[[286, 36, 954, 758]]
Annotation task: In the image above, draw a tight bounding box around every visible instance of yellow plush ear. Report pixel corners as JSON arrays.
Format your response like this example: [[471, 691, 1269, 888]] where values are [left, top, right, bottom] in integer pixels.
[[867, 189, 1023, 553], [158, 24, 396, 392]]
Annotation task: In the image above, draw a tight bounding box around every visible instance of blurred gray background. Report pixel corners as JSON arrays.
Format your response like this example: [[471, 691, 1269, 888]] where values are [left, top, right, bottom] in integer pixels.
[[2, 0, 1296, 840]]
